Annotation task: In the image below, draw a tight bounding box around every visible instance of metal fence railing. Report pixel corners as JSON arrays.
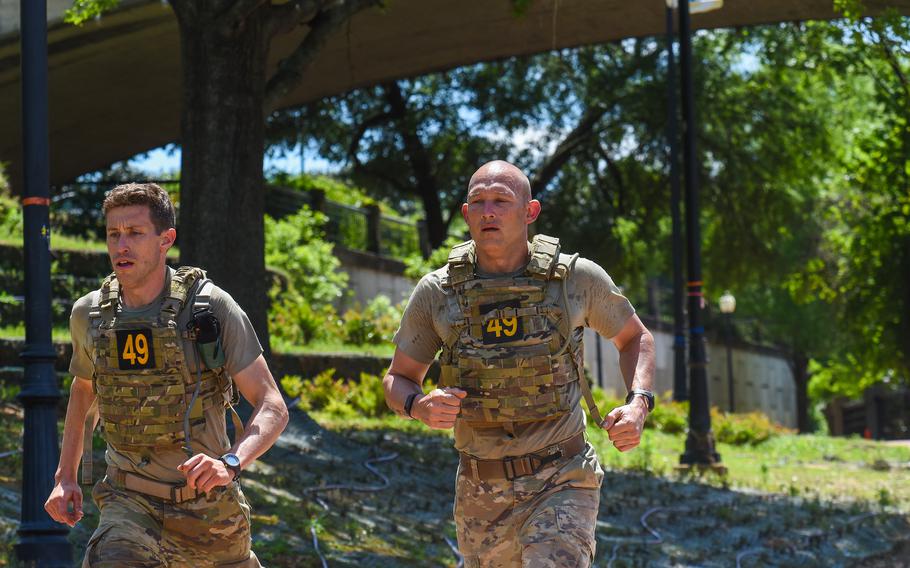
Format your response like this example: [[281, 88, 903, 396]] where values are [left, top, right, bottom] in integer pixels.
[[48, 181, 428, 259]]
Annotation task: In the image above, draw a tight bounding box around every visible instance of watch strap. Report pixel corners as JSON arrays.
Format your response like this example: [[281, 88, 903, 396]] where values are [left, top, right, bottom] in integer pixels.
[[625, 389, 655, 411], [404, 393, 419, 418]]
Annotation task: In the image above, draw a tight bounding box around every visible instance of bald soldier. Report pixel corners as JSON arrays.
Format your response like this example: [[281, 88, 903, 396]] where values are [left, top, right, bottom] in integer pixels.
[[384, 160, 656, 567]]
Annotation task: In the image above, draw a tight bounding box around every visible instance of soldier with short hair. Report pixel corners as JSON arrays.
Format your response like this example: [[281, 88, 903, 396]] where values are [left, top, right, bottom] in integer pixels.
[[384, 160, 656, 567], [45, 183, 289, 567]]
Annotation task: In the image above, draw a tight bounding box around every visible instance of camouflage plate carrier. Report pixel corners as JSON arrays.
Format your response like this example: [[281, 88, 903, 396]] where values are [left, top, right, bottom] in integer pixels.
[[86, 267, 235, 467], [439, 235, 602, 428]]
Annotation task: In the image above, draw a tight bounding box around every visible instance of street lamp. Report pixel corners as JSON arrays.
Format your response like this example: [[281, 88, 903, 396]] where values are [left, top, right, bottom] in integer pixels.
[[665, 1, 725, 404], [719, 291, 736, 413], [665, 0, 687, 402], [675, 0, 724, 471], [16, 0, 72, 565]]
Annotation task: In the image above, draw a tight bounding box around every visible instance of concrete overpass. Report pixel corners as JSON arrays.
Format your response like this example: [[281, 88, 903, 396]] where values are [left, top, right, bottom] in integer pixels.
[[1, 0, 908, 188]]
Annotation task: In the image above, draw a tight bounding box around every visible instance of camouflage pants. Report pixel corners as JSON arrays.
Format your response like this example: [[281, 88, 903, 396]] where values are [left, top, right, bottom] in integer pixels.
[[454, 443, 604, 568], [82, 477, 261, 567]]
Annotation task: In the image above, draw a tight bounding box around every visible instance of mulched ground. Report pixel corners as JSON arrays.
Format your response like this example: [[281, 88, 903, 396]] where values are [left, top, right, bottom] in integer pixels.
[[0, 408, 907, 567]]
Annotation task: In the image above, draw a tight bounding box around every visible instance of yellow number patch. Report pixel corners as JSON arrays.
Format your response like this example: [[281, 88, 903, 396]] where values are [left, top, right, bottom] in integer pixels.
[[480, 300, 524, 344], [116, 329, 156, 370]]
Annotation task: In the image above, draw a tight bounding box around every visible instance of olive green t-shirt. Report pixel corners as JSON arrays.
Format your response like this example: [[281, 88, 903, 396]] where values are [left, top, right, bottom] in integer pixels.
[[393, 253, 636, 459], [69, 267, 263, 483]]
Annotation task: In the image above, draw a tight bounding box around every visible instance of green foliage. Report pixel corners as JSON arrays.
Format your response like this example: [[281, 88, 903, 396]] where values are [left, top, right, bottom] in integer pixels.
[[342, 295, 404, 345], [64, 0, 120, 25], [281, 369, 389, 418], [265, 206, 348, 349], [265, 206, 348, 306], [403, 235, 462, 279], [270, 173, 382, 212], [712, 408, 794, 445], [590, 387, 788, 445], [348, 372, 389, 417], [647, 398, 689, 435], [0, 194, 22, 240], [0, 164, 9, 195]]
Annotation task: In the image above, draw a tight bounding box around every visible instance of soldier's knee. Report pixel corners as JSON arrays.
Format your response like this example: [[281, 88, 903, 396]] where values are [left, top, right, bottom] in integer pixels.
[[83, 524, 160, 568], [521, 505, 597, 567]]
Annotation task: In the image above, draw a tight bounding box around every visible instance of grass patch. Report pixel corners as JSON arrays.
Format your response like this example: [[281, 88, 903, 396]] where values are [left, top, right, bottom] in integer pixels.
[[314, 414, 910, 513], [0, 323, 71, 342]]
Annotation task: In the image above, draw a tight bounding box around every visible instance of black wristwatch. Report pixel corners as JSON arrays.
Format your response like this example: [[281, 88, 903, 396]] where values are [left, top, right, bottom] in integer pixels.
[[220, 453, 242, 481], [625, 389, 655, 411], [404, 393, 420, 418]]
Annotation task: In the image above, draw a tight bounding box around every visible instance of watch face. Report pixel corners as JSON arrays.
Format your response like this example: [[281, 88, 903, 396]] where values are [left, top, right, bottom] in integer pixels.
[[222, 453, 241, 468]]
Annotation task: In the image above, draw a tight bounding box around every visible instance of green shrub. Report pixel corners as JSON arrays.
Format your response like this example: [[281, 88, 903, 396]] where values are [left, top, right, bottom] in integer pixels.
[[269, 288, 341, 347], [342, 295, 403, 345], [647, 399, 688, 434], [404, 235, 463, 280], [265, 207, 348, 349], [348, 372, 389, 418], [711, 408, 793, 445], [281, 369, 391, 418], [281, 369, 351, 413], [265, 206, 348, 306], [0, 194, 22, 240]]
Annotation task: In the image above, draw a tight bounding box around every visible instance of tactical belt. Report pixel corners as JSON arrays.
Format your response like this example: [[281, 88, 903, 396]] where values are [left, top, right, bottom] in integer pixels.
[[106, 466, 201, 504], [459, 431, 586, 481]]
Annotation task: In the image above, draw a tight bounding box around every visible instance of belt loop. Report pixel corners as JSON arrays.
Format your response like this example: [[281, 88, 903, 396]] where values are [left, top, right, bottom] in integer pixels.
[[470, 458, 480, 482], [503, 459, 515, 481]]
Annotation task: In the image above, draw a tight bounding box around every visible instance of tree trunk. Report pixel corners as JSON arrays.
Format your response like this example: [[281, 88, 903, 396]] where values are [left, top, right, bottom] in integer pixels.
[[383, 82, 448, 248], [792, 351, 811, 433], [173, 2, 271, 352]]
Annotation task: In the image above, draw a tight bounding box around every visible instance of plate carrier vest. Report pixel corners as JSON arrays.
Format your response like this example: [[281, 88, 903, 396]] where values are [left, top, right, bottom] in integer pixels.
[[438, 235, 602, 426], [87, 266, 234, 459]]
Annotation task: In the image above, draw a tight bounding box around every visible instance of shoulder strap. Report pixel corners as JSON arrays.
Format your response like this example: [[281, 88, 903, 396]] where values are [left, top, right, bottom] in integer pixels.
[[445, 240, 476, 287], [526, 234, 561, 280], [91, 273, 118, 325], [162, 266, 206, 319]]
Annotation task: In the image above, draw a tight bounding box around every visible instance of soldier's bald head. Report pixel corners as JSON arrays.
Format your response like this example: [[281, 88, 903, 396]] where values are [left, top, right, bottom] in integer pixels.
[[467, 160, 532, 203]]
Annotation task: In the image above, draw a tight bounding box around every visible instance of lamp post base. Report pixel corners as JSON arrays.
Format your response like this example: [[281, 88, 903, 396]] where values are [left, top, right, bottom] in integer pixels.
[[15, 523, 72, 567], [680, 429, 722, 467]]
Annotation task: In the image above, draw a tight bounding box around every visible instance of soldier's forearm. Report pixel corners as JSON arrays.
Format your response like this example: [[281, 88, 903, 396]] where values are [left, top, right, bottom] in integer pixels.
[[56, 379, 96, 483], [617, 330, 656, 392], [383, 372, 424, 418], [231, 393, 288, 470]]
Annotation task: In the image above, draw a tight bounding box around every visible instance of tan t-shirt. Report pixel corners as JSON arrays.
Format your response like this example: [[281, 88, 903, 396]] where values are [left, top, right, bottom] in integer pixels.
[[393, 252, 636, 459], [69, 267, 263, 483]]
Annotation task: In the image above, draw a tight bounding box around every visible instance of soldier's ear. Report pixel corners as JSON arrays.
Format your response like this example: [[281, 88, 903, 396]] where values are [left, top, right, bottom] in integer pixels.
[[526, 200, 541, 224], [160, 228, 176, 249]]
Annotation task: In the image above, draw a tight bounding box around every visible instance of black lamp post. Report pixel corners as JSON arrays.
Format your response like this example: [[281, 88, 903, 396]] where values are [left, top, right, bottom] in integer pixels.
[[719, 291, 736, 413], [16, 0, 72, 565], [665, 1, 687, 402], [676, 0, 723, 469]]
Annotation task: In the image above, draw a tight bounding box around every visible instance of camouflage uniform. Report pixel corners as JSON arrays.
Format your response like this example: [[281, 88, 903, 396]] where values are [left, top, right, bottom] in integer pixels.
[[83, 478, 258, 568], [455, 444, 603, 568], [394, 236, 636, 568], [70, 267, 264, 567]]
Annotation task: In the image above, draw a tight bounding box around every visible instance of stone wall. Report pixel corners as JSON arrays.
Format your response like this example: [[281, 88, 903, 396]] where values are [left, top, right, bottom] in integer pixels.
[[583, 318, 797, 428]]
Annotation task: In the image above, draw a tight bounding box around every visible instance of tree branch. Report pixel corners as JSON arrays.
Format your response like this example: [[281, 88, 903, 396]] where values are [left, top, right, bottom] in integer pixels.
[[265, 0, 321, 38], [595, 143, 625, 213], [530, 103, 608, 199], [875, 27, 910, 103], [347, 111, 396, 165], [354, 163, 409, 193], [264, 0, 382, 112]]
